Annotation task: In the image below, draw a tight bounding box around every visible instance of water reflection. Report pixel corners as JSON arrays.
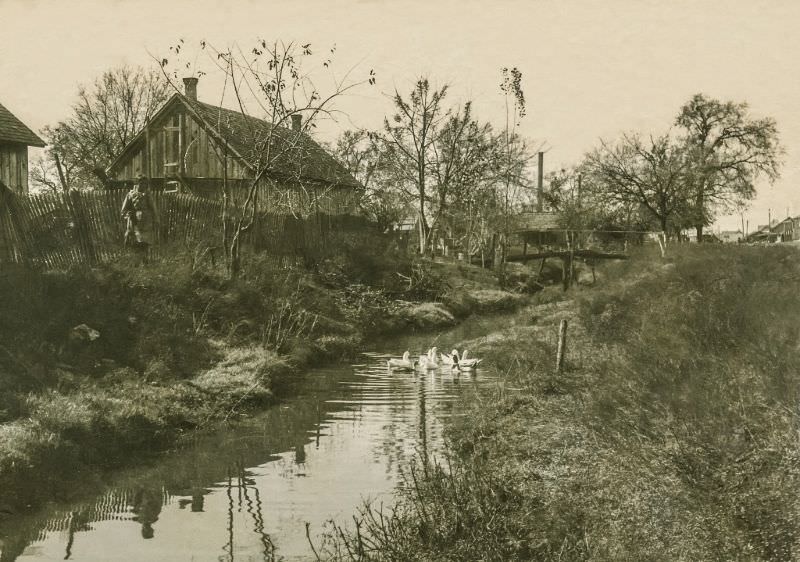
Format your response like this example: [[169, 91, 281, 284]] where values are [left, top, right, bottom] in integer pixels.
[[0, 337, 502, 561]]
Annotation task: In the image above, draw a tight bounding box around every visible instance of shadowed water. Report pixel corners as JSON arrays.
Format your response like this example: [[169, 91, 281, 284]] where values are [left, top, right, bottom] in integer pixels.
[[0, 316, 508, 561]]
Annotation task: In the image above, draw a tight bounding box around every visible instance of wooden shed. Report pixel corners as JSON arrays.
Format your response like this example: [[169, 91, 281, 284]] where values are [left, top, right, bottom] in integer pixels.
[[515, 211, 565, 249], [0, 102, 45, 195], [106, 78, 361, 217]]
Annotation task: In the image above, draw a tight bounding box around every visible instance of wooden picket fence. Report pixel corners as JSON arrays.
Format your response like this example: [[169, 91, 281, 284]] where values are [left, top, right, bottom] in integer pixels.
[[0, 188, 373, 269]]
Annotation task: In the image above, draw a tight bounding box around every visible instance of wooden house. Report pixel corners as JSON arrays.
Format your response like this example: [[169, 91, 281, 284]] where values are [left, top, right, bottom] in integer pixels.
[[106, 78, 362, 217], [0, 102, 45, 195], [769, 216, 800, 242]]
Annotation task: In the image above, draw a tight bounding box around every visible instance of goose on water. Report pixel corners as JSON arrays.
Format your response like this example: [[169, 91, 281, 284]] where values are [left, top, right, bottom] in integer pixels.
[[417, 347, 440, 370], [387, 351, 416, 371], [426, 347, 440, 369], [452, 350, 482, 371], [441, 349, 459, 367]]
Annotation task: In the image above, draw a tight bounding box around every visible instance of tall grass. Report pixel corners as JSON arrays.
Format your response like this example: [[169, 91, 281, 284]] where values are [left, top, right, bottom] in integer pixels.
[[322, 244, 800, 561]]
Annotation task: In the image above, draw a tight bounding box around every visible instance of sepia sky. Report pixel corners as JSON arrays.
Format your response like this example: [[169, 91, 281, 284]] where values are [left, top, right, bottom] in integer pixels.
[[2, 0, 798, 230]]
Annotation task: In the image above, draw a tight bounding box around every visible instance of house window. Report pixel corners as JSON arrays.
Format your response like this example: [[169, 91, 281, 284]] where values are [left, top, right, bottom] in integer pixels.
[[162, 114, 181, 193]]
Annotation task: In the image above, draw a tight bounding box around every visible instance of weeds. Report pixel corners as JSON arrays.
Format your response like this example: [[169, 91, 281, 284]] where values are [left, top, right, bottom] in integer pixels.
[[323, 244, 800, 561], [262, 301, 318, 353]]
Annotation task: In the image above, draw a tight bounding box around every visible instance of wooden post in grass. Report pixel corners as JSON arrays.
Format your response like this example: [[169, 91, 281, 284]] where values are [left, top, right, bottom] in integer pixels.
[[556, 319, 568, 372]]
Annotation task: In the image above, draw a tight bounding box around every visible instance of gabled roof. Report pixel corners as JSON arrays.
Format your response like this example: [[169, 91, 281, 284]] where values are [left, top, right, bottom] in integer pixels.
[[108, 93, 360, 188], [0, 102, 45, 147], [515, 211, 561, 232]]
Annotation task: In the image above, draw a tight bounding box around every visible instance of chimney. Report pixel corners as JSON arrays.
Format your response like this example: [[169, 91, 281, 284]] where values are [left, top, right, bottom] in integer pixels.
[[536, 151, 544, 212], [291, 114, 302, 132], [183, 77, 198, 102]]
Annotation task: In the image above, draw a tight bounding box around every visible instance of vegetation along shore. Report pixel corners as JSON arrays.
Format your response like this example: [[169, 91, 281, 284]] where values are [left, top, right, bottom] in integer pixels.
[[318, 244, 800, 561], [0, 241, 536, 511]]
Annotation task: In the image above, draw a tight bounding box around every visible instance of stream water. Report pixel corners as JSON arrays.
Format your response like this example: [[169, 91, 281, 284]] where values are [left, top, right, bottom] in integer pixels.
[[0, 315, 510, 561]]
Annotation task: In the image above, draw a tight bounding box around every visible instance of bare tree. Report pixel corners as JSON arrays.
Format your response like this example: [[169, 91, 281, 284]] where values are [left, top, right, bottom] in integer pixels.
[[430, 103, 497, 251], [32, 66, 170, 190], [583, 132, 690, 236], [495, 67, 531, 271], [676, 93, 783, 242], [382, 78, 450, 254], [333, 129, 411, 232], [160, 39, 371, 277]]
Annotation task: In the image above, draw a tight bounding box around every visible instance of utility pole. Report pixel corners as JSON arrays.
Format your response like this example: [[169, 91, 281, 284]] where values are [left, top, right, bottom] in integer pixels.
[[768, 209, 772, 243], [536, 152, 544, 212]]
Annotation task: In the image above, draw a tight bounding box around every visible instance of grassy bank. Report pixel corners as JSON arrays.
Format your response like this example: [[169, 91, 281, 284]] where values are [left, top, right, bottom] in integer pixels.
[[322, 244, 800, 561], [0, 243, 539, 508]]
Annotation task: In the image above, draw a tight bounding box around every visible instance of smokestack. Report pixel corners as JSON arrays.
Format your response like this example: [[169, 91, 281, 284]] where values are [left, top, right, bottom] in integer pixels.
[[183, 77, 198, 102], [291, 114, 302, 132], [537, 151, 544, 212]]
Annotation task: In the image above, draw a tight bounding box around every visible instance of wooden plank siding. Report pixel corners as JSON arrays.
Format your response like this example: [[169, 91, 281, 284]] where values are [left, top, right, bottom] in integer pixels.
[[107, 96, 361, 225], [0, 143, 29, 194], [114, 107, 250, 182]]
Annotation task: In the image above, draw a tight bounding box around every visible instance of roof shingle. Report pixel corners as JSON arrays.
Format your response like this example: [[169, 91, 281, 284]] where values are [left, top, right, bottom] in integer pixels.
[[187, 98, 360, 188], [0, 102, 45, 147]]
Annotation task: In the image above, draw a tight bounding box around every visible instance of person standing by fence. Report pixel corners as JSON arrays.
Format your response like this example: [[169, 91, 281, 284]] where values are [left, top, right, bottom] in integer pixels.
[[121, 175, 157, 262]]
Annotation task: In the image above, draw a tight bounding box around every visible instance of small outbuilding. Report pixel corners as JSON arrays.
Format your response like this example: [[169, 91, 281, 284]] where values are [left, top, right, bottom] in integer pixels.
[[515, 211, 564, 249], [0, 102, 45, 195]]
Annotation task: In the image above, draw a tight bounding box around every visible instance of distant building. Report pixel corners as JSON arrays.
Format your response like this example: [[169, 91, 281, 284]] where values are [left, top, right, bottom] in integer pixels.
[[0, 102, 45, 194], [718, 230, 743, 243], [745, 217, 799, 243], [770, 216, 800, 242], [514, 211, 564, 248]]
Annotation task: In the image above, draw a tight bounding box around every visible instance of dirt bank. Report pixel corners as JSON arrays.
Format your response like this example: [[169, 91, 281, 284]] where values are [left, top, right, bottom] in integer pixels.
[[0, 251, 538, 510]]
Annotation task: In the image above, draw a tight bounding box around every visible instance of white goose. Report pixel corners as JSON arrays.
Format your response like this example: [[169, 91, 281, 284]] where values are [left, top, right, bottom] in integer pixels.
[[425, 347, 440, 369], [454, 349, 482, 371], [418, 350, 430, 368], [387, 351, 416, 371], [441, 349, 459, 367]]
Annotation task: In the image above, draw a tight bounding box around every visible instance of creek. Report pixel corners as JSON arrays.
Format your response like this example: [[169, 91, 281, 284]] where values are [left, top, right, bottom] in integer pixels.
[[0, 314, 510, 561]]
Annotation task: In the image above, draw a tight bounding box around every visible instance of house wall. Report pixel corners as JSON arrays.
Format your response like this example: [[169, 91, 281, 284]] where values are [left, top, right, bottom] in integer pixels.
[[0, 143, 28, 194], [771, 219, 799, 241], [111, 105, 250, 182], [110, 102, 361, 217]]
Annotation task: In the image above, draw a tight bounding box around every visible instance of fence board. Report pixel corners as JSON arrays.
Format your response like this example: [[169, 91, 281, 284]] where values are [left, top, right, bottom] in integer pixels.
[[0, 189, 374, 270]]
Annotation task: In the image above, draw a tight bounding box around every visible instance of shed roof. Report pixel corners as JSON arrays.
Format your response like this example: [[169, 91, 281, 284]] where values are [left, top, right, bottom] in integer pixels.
[[0, 102, 45, 147], [515, 211, 561, 232], [108, 94, 360, 189]]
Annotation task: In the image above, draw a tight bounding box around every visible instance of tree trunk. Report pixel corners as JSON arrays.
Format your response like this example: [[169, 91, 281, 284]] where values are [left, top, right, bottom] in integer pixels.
[[229, 238, 241, 279], [695, 187, 705, 242]]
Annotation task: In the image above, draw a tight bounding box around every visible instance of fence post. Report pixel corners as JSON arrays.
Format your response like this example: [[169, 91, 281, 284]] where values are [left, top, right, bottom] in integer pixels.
[[556, 319, 568, 373]]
